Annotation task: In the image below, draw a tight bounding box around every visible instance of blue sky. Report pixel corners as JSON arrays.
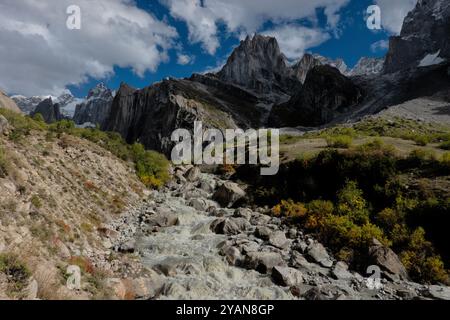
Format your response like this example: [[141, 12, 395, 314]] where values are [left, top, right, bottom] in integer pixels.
[[1, 0, 417, 98], [67, 0, 396, 98]]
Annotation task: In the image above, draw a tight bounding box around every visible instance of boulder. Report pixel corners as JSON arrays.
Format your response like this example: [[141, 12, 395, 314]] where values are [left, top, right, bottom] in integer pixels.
[[184, 166, 201, 182], [268, 231, 290, 250], [107, 272, 165, 300], [271, 266, 303, 287], [212, 182, 246, 208], [144, 212, 179, 229], [210, 218, 250, 235], [221, 245, 243, 266], [307, 242, 333, 268], [244, 251, 285, 274], [254, 226, 272, 241], [368, 239, 408, 280], [233, 208, 252, 221], [331, 261, 353, 280], [189, 198, 218, 212], [426, 285, 450, 301]]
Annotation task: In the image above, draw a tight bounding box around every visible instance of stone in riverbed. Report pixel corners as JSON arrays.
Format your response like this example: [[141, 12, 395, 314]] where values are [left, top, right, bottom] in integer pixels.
[[210, 217, 250, 235], [307, 242, 333, 268], [254, 226, 272, 241], [271, 266, 303, 287], [184, 166, 201, 182], [268, 231, 290, 250], [244, 251, 285, 274], [426, 285, 450, 300], [331, 261, 353, 280], [212, 182, 246, 208]]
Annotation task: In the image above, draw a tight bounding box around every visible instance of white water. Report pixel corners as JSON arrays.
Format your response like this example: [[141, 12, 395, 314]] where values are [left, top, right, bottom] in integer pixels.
[[138, 195, 293, 300]]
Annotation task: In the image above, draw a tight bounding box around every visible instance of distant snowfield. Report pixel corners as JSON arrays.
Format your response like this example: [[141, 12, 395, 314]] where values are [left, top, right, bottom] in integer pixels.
[[418, 50, 446, 67]]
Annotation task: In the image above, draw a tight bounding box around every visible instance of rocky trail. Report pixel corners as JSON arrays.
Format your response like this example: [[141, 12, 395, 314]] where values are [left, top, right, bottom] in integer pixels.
[[106, 166, 450, 300]]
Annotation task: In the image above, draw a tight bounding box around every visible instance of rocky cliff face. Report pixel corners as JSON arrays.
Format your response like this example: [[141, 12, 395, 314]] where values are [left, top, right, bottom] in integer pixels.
[[0, 90, 21, 113], [103, 78, 257, 154], [31, 98, 64, 123], [73, 83, 114, 126], [217, 35, 299, 95], [348, 57, 384, 76], [291, 54, 323, 84], [384, 0, 450, 73], [269, 65, 365, 127]]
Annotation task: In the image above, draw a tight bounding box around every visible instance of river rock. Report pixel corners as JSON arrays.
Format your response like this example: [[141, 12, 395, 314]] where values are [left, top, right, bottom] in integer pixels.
[[272, 266, 303, 287], [268, 231, 290, 250], [427, 285, 450, 300], [331, 262, 353, 280], [307, 242, 333, 268], [184, 167, 201, 182], [212, 182, 246, 208], [221, 245, 243, 266], [254, 226, 272, 241], [233, 208, 253, 221], [244, 251, 285, 274], [145, 212, 179, 229], [368, 239, 408, 280], [189, 198, 218, 212], [210, 218, 250, 235]]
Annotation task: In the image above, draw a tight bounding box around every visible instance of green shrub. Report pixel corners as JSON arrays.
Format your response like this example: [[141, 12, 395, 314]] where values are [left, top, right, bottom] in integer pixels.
[[0, 253, 31, 297], [407, 149, 437, 165], [32, 113, 45, 123], [326, 135, 353, 148], [0, 109, 45, 142], [131, 143, 170, 188], [30, 195, 42, 208], [439, 141, 450, 150], [336, 181, 370, 225], [400, 227, 448, 284], [272, 199, 307, 219], [412, 135, 430, 146], [0, 146, 9, 177]]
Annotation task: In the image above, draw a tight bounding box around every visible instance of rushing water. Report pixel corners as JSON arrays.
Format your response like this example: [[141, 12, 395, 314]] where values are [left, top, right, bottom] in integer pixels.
[[138, 194, 293, 300]]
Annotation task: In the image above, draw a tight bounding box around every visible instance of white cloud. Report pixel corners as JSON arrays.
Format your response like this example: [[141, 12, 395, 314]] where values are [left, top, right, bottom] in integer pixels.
[[162, 0, 350, 54], [263, 25, 331, 61], [375, 0, 417, 34], [0, 0, 178, 96], [370, 39, 389, 52], [177, 53, 193, 65]]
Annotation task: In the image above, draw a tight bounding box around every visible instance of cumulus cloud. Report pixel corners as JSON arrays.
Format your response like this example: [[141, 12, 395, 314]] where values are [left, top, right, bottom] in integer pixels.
[[263, 25, 331, 61], [0, 0, 178, 96], [375, 0, 417, 34], [177, 53, 193, 65], [370, 39, 389, 52], [161, 0, 350, 54]]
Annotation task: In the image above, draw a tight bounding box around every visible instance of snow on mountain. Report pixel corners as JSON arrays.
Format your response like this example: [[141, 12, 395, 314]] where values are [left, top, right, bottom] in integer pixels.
[[12, 90, 82, 117], [348, 57, 384, 76], [418, 50, 446, 67]]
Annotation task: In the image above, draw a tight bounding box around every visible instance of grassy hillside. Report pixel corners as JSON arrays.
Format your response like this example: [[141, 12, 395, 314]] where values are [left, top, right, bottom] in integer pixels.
[[0, 109, 170, 299]]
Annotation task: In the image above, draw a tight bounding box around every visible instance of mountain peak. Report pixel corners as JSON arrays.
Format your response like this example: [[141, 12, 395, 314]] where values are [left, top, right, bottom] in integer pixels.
[[217, 34, 298, 95], [87, 82, 112, 100]]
